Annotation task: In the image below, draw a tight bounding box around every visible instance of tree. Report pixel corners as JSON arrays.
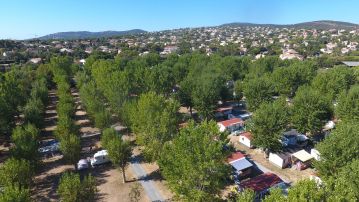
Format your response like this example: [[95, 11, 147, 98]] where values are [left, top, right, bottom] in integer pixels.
[[0, 158, 33, 189], [311, 66, 355, 100], [231, 189, 255, 202], [251, 98, 289, 153], [130, 92, 179, 161], [335, 85, 359, 122], [314, 121, 359, 177], [233, 80, 244, 102], [287, 179, 325, 201], [0, 186, 31, 202], [59, 134, 81, 169], [243, 76, 274, 111], [11, 124, 39, 165], [158, 121, 230, 201], [101, 128, 132, 183], [101, 128, 117, 149], [263, 188, 286, 202], [291, 86, 332, 135], [57, 172, 97, 202], [326, 159, 359, 201], [23, 97, 45, 129]]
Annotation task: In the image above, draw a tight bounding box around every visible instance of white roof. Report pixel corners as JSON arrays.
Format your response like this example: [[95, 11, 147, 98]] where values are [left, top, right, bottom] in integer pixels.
[[292, 150, 313, 162]]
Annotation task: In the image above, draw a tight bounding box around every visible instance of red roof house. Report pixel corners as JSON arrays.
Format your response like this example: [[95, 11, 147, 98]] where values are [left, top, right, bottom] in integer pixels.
[[240, 173, 283, 193], [217, 118, 244, 133]]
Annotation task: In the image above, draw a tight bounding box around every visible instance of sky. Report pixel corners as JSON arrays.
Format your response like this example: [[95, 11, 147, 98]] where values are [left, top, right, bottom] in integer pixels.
[[1, 0, 359, 40]]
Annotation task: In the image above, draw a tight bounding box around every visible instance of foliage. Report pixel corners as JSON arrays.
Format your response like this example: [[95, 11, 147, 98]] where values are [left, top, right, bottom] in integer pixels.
[[11, 124, 39, 165], [0, 186, 31, 202], [251, 98, 289, 152], [263, 188, 286, 202], [0, 158, 33, 189], [311, 66, 356, 99], [232, 189, 255, 202], [335, 85, 359, 122], [23, 97, 45, 128], [101, 128, 132, 183], [158, 121, 230, 201], [57, 172, 97, 202], [287, 179, 325, 201], [314, 121, 359, 177], [243, 76, 274, 111], [291, 86, 332, 135], [326, 159, 359, 201], [59, 133, 81, 168], [130, 92, 179, 161]]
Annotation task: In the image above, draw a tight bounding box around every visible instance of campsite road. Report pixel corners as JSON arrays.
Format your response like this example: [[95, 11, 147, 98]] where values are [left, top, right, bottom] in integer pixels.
[[130, 155, 165, 202]]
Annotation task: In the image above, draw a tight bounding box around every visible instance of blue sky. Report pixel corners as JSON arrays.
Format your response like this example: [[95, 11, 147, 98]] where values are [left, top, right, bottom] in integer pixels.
[[1, 0, 359, 39]]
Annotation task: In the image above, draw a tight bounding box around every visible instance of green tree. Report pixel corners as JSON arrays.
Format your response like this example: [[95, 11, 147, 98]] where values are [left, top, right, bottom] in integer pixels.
[[335, 85, 359, 122], [57, 172, 97, 202], [158, 121, 230, 201], [23, 97, 45, 129], [0, 186, 31, 202], [243, 76, 274, 111], [314, 121, 359, 177], [233, 189, 255, 202], [263, 188, 286, 202], [0, 158, 33, 189], [251, 98, 289, 153], [59, 134, 81, 170], [101, 128, 132, 183], [311, 66, 356, 100], [130, 92, 179, 161], [287, 179, 325, 202], [11, 124, 39, 165], [291, 86, 332, 135], [327, 159, 359, 201]]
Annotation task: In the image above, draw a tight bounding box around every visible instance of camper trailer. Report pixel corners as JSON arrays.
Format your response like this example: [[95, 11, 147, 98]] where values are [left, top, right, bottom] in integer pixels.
[[91, 150, 111, 167]]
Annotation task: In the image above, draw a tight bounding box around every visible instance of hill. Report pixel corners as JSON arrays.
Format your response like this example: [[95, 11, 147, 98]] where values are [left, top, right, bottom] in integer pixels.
[[221, 20, 359, 30], [37, 29, 147, 40]]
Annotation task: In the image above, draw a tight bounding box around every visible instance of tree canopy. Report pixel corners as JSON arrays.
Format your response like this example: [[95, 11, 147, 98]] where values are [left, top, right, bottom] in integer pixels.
[[158, 121, 230, 201]]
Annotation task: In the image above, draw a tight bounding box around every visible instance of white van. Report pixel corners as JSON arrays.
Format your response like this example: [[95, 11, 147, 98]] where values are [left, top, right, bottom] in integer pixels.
[[91, 150, 111, 167]]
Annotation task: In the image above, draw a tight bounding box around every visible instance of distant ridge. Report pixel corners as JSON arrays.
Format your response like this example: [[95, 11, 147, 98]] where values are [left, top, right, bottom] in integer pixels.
[[221, 20, 359, 30], [36, 29, 147, 40]]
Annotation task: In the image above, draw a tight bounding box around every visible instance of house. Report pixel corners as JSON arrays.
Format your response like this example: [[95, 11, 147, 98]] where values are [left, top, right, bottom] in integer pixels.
[[214, 106, 233, 119], [239, 132, 253, 148], [217, 118, 244, 133], [268, 151, 292, 169], [160, 46, 178, 55], [291, 150, 313, 170], [227, 151, 253, 177], [239, 173, 283, 198], [281, 129, 308, 147]]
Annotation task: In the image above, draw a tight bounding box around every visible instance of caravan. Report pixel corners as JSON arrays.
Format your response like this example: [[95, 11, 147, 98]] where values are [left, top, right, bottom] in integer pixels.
[[91, 150, 111, 167]]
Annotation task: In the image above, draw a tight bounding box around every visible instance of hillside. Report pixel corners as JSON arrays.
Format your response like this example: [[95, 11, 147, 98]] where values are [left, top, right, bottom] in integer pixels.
[[221, 20, 359, 30], [37, 29, 147, 40]]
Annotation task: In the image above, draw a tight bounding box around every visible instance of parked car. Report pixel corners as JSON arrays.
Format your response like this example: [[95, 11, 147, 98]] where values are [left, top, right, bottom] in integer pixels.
[[38, 139, 60, 155], [91, 150, 111, 167], [77, 159, 89, 170]]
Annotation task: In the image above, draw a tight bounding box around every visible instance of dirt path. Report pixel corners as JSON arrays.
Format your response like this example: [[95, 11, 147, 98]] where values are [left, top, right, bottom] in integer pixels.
[[32, 90, 72, 201]]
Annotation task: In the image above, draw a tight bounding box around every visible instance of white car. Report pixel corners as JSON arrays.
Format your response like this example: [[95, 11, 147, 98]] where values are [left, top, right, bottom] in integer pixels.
[[77, 159, 89, 170]]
